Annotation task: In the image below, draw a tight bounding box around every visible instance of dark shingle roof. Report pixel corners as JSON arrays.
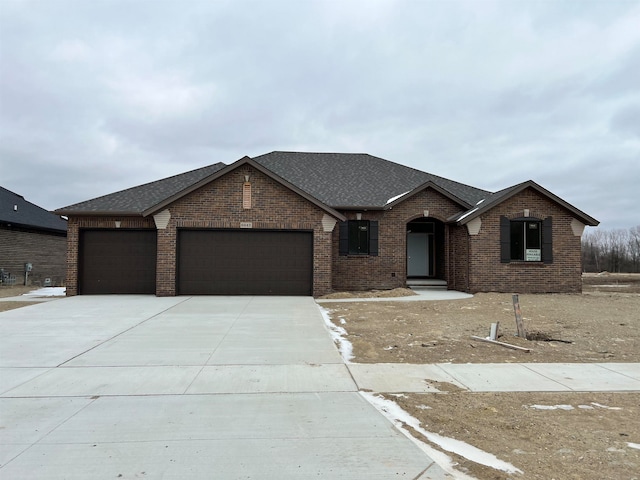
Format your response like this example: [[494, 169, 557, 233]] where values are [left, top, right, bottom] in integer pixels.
[[57, 153, 490, 215], [253, 152, 490, 208], [57, 163, 227, 214], [1, 187, 67, 232]]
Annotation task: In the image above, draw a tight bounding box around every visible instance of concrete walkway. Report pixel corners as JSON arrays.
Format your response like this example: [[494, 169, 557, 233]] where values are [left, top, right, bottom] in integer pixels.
[[316, 287, 473, 303], [0, 296, 449, 479], [348, 362, 640, 393]]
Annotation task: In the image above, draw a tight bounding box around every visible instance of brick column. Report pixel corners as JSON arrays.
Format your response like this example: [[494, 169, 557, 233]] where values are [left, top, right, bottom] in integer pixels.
[[65, 219, 79, 296]]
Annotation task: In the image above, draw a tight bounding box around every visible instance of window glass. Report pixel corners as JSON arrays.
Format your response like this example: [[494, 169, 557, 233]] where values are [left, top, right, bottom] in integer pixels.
[[526, 222, 541, 249], [510, 222, 524, 261], [348, 220, 369, 255], [510, 220, 541, 261]]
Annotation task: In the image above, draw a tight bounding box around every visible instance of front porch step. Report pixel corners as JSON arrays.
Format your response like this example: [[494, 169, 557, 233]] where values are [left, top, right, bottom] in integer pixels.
[[406, 278, 447, 289]]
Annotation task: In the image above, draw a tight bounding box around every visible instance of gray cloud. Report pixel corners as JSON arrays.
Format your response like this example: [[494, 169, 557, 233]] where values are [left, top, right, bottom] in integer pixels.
[[1, 0, 639, 229]]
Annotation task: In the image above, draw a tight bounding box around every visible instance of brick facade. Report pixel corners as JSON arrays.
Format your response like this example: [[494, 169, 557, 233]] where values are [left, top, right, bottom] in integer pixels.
[[0, 226, 67, 287], [468, 187, 583, 293], [448, 225, 470, 292], [332, 188, 466, 291], [66, 166, 336, 297]]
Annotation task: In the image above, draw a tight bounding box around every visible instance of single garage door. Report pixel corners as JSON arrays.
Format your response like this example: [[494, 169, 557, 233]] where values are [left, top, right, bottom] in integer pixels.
[[178, 230, 313, 295], [79, 230, 157, 294]]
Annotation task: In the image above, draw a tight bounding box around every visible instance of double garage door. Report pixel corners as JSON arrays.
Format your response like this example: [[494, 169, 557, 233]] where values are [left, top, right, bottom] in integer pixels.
[[79, 229, 312, 296], [177, 230, 313, 296]]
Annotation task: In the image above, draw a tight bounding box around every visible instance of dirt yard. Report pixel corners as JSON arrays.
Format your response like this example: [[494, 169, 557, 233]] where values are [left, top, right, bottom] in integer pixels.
[[0, 286, 38, 312], [323, 277, 640, 364], [323, 274, 640, 479]]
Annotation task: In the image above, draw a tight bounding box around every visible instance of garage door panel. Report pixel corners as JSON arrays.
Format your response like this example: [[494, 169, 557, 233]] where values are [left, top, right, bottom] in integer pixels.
[[178, 230, 312, 296], [80, 230, 157, 295]]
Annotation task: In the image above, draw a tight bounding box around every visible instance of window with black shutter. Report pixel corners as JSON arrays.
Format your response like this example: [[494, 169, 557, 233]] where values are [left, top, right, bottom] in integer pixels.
[[500, 216, 552, 263], [339, 220, 379, 256]]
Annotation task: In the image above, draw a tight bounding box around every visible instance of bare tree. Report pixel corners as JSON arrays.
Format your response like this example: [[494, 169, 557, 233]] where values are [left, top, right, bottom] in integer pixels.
[[628, 225, 640, 272], [581, 225, 640, 273]]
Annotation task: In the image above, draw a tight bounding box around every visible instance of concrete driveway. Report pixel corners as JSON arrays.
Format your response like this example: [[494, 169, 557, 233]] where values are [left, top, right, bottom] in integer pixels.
[[0, 296, 446, 479]]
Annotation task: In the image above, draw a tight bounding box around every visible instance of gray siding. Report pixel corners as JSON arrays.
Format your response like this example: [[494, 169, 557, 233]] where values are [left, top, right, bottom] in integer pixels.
[[0, 226, 67, 286]]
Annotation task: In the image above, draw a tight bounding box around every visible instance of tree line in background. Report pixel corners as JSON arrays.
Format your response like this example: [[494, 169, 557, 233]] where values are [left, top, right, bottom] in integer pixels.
[[582, 225, 640, 273]]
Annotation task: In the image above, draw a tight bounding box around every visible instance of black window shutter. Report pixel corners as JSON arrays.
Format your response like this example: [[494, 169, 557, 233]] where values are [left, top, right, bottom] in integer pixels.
[[500, 216, 511, 263], [339, 221, 349, 256], [369, 221, 379, 256], [542, 216, 553, 264]]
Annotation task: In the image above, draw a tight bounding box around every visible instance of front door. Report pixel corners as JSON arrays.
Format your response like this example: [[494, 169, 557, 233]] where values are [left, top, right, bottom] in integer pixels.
[[407, 232, 429, 277]]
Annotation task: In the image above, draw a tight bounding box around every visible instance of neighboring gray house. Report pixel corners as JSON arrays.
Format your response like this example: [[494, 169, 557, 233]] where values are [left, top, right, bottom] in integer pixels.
[[0, 186, 67, 287]]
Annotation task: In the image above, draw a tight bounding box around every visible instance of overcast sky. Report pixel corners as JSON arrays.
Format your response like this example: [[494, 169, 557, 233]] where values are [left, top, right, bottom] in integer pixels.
[[1, 0, 639, 230]]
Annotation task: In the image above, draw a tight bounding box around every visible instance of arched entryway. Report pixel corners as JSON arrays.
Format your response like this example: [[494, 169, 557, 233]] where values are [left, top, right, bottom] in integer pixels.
[[406, 217, 445, 280]]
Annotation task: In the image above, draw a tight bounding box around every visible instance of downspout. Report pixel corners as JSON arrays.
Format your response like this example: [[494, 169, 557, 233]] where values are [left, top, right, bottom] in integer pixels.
[[467, 231, 471, 292]]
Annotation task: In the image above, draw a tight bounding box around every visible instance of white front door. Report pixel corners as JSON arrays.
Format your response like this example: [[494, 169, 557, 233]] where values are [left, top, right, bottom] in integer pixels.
[[407, 232, 429, 276]]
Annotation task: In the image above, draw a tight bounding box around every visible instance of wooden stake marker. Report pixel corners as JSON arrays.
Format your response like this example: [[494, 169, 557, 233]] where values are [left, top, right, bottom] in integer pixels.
[[512, 294, 527, 339]]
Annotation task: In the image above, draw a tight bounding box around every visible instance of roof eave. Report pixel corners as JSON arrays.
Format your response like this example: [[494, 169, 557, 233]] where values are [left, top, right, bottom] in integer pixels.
[[331, 205, 385, 211], [0, 220, 67, 234], [54, 210, 143, 217]]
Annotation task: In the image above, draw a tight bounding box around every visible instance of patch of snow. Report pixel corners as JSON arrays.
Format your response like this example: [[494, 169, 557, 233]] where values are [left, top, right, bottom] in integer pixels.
[[457, 207, 479, 222], [578, 405, 595, 410], [383, 346, 396, 351], [318, 306, 354, 363], [23, 287, 66, 297], [527, 404, 574, 411], [476, 199, 485, 205], [591, 402, 622, 410], [416, 404, 432, 410], [607, 447, 626, 453], [362, 392, 523, 476], [339, 318, 346, 325], [627, 443, 640, 450], [386, 190, 410, 205]]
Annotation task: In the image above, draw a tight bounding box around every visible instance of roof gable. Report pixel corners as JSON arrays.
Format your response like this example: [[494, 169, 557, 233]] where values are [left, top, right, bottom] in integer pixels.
[[1, 186, 67, 232], [450, 180, 599, 226], [145, 156, 346, 221], [383, 180, 473, 210]]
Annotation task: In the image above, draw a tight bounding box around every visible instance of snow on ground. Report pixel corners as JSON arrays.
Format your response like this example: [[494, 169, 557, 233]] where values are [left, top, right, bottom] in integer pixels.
[[628, 443, 640, 450], [318, 306, 354, 363], [528, 404, 574, 411], [590, 402, 622, 410], [22, 287, 66, 297], [527, 403, 623, 411], [362, 392, 523, 477]]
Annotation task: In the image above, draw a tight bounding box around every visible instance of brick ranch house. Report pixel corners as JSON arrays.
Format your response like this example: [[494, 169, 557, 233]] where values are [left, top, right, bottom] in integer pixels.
[[1, 186, 67, 287], [56, 152, 599, 297]]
